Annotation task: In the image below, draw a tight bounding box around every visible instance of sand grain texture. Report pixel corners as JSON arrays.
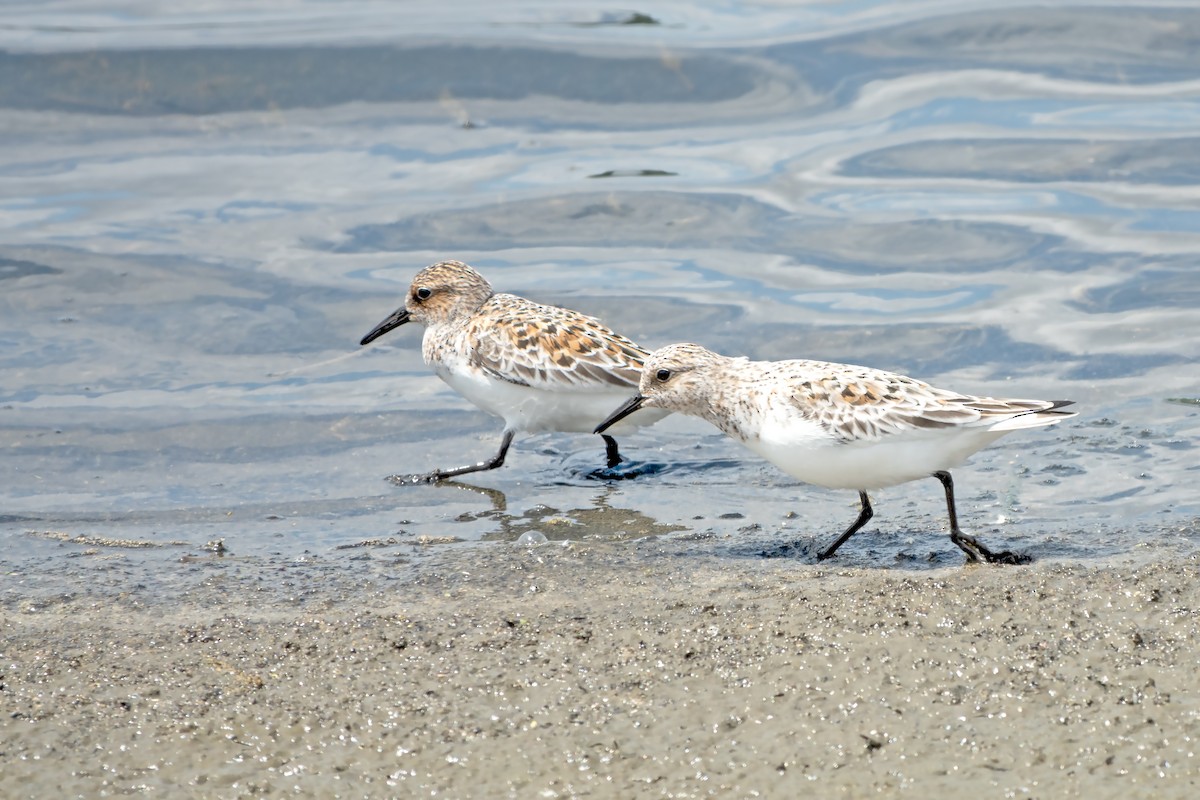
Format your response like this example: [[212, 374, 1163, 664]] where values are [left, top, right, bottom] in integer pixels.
[[3, 544, 1199, 797]]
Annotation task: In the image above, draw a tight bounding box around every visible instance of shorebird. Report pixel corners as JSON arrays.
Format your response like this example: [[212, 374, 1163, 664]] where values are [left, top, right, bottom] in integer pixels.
[[596, 343, 1076, 563], [360, 260, 667, 481]]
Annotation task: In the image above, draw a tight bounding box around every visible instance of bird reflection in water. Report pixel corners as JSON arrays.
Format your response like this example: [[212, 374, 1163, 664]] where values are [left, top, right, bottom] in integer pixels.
[[419, 479, 685, 544]]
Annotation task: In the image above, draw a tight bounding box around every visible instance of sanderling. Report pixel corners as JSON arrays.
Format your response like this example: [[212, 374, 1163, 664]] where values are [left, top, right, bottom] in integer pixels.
[[595, 343, 1077, 564], [360, 260, 667, 482]]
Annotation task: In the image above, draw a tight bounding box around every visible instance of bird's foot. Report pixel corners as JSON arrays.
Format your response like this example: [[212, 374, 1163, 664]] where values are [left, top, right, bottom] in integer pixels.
[[952, 530, 1032, 566], [980, 548, 1033, 566], [386, 471, 444, 486]]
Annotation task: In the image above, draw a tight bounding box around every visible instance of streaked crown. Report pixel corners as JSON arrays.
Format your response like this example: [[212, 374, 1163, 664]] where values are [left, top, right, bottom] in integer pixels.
[[405, 260, 495, 326]]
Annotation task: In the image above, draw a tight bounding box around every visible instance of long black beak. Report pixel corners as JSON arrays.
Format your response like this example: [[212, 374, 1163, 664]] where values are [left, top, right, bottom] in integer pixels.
[[594, 395, 645, 434], [359, 308, 411, 346]]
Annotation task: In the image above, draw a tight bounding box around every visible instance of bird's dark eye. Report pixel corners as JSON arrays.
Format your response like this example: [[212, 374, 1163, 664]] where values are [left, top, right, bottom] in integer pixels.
[[415, 287, 432, 301], [655, 368, 672, 382]]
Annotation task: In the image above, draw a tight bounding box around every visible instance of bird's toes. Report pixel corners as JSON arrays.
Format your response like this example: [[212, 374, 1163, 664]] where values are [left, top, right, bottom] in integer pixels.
[[386, 472, 441, 486], [986, 549, 1034, 566]]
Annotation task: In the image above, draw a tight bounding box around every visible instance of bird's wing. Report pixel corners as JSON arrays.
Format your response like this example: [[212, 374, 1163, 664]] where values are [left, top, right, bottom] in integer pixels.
[[467, 294, 646, 392], [783, 361, 1066, 442]]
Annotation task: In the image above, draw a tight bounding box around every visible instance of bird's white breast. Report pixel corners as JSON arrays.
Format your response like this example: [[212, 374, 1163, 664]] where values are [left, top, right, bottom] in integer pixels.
[[437, 365, 662, 433]]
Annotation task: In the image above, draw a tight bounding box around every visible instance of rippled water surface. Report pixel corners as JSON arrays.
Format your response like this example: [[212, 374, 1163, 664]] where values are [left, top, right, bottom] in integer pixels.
[[3, 0, 1198, 602]]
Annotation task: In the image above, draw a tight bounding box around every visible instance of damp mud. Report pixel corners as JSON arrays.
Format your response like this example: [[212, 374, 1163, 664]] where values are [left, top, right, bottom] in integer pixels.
[[5, 543, 1200, 797]]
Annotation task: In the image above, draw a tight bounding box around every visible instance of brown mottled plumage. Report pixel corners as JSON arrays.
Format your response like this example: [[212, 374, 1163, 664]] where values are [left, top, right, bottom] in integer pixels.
[[596, 343, 1076, 564], [360, 261, 667, 482], [465, 293, 647, 390]]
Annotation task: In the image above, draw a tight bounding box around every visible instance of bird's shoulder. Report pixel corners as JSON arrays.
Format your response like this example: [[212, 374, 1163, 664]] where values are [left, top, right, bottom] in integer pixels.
[[464, 293, 647, 390]]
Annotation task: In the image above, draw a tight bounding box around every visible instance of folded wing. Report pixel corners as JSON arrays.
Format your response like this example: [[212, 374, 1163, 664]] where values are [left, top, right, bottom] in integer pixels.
[[784, 361, 1076, 442], [468, 294, 646, 392]]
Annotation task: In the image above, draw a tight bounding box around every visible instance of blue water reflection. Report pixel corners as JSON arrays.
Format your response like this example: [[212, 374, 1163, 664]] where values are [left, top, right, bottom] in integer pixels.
[[1, 1, 1198, 601]]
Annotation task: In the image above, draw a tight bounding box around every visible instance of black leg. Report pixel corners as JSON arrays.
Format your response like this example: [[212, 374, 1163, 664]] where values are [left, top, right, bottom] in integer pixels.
[[816, 492, 874, 561], [601, 435, 622, 468], [390, 430, 515, 484], [934, 471, 1031, 565]]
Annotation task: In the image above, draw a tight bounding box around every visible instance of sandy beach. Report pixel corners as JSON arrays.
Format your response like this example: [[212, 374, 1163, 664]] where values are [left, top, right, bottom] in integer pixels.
[[4, 538, 1198, 798]]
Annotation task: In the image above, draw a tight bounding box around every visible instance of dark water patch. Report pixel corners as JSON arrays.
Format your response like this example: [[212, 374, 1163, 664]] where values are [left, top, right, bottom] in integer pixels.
[[768, 7, 1200, 94], [108, 294, 340, 356], [0, 256, 62, 280], [574, 11, 661, 27], [1, 409, 485, 469], [0, 245, 371, 369], [1068, 268, 1200, 314], [588, 169, 679, 178], [790, 219, 1058, 275], [328, 190, 782, 254], [1061, 352, 1185, 382], [0, 44, 760, 116], [331, 192, 1062, 277], [842, 138, 1200, 185], [744, 322, 1075, 379], [875, 7, 1200, 83]]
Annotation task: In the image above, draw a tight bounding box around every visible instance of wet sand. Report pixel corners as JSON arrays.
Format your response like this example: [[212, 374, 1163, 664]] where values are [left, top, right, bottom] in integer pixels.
[[3, 541, 1199, 797]]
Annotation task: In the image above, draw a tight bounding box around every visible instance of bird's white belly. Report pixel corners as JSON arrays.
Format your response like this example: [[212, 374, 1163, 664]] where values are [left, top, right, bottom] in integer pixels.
[[743, 428, 1009, 490], [439, 367, 666, 434]]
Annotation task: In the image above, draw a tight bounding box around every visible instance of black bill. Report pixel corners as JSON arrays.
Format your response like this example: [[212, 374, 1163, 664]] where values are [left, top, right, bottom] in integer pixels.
[[594, 395, 645, 434], [359, 308, 411, 346]]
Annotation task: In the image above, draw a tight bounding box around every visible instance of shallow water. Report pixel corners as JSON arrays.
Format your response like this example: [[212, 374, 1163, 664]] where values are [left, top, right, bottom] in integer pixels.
[[2, 0, 1199, 606]]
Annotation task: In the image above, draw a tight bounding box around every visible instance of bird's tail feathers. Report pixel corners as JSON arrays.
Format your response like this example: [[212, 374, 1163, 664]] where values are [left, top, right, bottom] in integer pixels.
[[989, 400, 1076, 431]]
